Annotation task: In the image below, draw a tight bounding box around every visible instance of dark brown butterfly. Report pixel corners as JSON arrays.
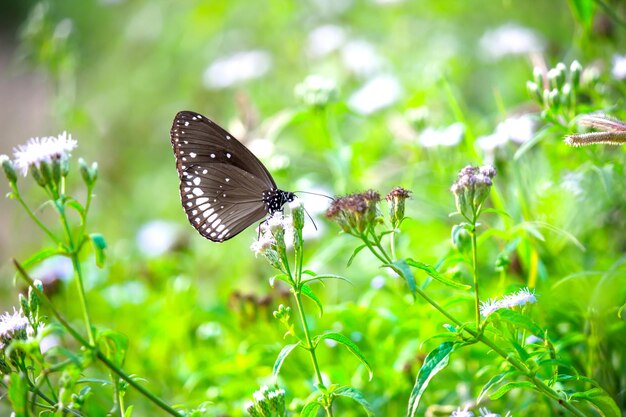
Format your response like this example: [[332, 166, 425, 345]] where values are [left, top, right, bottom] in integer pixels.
[[170, 111, 294, 242]]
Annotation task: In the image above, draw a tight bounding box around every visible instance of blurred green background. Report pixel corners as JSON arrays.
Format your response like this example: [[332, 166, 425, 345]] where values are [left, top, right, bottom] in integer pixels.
[[1, 0, 625, 415]]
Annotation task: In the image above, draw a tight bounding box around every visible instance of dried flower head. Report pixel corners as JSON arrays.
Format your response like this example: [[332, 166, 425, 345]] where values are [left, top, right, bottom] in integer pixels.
[[386, 186, 412, 228], [326, 190, 381, 234], [565, 114, 626, 147], [13, 132, 77, 177]]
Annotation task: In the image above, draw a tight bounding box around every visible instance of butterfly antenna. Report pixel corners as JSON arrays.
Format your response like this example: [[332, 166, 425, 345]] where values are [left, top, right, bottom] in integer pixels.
[[293, 190, 335, 201], [303, 205, 318, 231]]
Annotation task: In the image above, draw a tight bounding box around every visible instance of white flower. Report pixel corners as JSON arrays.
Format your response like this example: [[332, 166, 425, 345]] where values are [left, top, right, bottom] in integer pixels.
[[31, 256, 73, 284], [136, 220, 181, 257], [371, 275, 385, 289], [478, 407, 501, 417], [496, 116, 535, 144], [348, 74, 402, 115], [503, 287, 537, 308], [419, 122, 464, 148], [307, 25, 346, 57], [476, 132, 509, 153], [341, 40, 384, 77], [13, 132, 77, 176], [202, 50, 272, 89], [480, 298, 503, 318], [611, 54, 626, 80], [250, 234, 275, 256], [0, 309, 30, 349], [479, 23, 544, 60], [451, 407, 474, 417]]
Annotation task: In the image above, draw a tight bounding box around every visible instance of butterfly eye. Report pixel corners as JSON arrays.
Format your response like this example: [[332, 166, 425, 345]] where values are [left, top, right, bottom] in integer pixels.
[[170, 111, 293, 242]]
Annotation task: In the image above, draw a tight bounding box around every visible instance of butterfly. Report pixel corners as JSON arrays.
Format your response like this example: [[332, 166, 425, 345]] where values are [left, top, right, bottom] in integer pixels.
[[170, 111, 295, 242]]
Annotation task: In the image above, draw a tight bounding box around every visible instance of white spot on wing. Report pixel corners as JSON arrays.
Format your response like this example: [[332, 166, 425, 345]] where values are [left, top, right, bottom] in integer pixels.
[[193, 188, 204, 196]]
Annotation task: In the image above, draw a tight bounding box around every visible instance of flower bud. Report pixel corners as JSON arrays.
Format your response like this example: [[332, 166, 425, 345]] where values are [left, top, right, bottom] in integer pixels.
[[570, 60, 582, 88], [290, 200, 305, 231], [79, 158, 97, 186], [561, 83, 572, 108], [526, 81, 543, 104], [51, 158, 62, 186], [19, 294, 30, 319], [294, 75, 338, 108], [532, 66, 543, 87], [451, 165, 496, 221], [60, 158, 70, 178], [555, 62, 567, 89], [386, 187, 411, 228], [548, 88, 560, 108], [0, 155, 17, 185]]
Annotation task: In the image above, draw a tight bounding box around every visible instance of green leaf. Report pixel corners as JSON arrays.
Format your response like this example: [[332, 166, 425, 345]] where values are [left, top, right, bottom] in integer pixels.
[[269, 273, 289, 287], [66, 199, 86, 218], [489, 381, 536, 399], [567, 0, 595, 31], [571, 387, 621, 417], [480, 208, 512, 219], [21, 248, 65, 269], [332, 386, 374, 416], [89, 233, 107, 268], [347, 244, 367, 267], [301, 284, 323, 317], [8, 373, 28, 417], [478, 370, 522, 403], [98, 329, 128, 367], [493, 309, 543, 336], [302, 269, 317, 276], [405, 258, 471, 290], [315, 332, 373, 380], [300, 400, 321, 417], [407, 342, 455, 417], [391, 259, 416, 297], [272, 342, 301, 377], [303, 273, 351, 285], [125, 405, 134, 417]]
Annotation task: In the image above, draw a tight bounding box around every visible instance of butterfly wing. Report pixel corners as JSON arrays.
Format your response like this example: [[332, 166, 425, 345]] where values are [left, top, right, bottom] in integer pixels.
[[170, 111, 276, 242]]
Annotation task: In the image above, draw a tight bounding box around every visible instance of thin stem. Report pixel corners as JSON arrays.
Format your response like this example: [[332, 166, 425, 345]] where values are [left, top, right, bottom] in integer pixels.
[[389, 230, 397, 261], [56, 199, 95, 345], [292, 289, 331, 417], [13, 259, 184, 417], [470, 224, 480, 328], [11, 185, 61, 245]]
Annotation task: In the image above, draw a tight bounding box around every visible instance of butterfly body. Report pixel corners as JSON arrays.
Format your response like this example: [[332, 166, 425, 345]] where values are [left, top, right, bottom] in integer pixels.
[[170, 111, 294, 242]]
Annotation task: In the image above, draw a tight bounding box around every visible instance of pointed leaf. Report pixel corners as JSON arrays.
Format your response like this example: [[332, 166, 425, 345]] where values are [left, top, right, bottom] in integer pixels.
[[303, 274, 351, 285], [407, 342, 455, 417], [391, 259, 416, 297], [489, 381, 536, 399], [20, 248, 66, 269], [315, 332, 373, 380], [571, 387, 621, 417], [332, 386, 374, 416], [8, 373, 28, 417], [89, 233, 107, 268], [98, 329, 128, 367], [301, 285, 323, 317], [273, 342, 301, 377], [405, 258, 471, 290], [347, 244, 367, 267], [300, 400, 321, 417], [493, 309, 543, 336], [269, 273, 289, 287]]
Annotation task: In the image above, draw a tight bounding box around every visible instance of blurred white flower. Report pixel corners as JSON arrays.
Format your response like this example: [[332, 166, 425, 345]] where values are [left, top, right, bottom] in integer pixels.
[[479, 23, 544, 60], [203, 50, 272, 89], [348, 74, 402, 115], [419, 122, 464, 148], [451, 407, 474, 417], [476, 115, 535, 152], [250, 234, 275, 257], [13, 132, 77, 176], [561, 172, 585, 197], [371, 0, 405, 4], [31, 256, 73, 284], [611, 54, 626, 80], [295, 75, 338, 107], [247, 138, 275, 160], [307, 25, 346, 57], [40, 334, 61, 354], [371, 275, 385, 289], [341, 40, 384, 77], [479, 299, 502, 318], [136, 220, 180, 257]]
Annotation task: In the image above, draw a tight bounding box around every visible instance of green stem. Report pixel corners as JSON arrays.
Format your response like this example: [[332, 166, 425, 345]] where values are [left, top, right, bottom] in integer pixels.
[[13, 259, 184, 417], [56, 199, 95, 345], [470, 224, 480, 329], [11, 186, 61, 245], [293, 289, 331, 417]]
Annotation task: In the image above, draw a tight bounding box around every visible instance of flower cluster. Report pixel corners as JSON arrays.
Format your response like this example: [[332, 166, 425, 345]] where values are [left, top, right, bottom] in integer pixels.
[[245, 385, 287, 417], [0, 309, 31, 351], [294, 75, 338, 108], [479, 287, 538, 318], [526, 61, 586, 115], [450, 165, 496, 221], [325, 190, 381, 234], [386, 186, 411, 228]]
